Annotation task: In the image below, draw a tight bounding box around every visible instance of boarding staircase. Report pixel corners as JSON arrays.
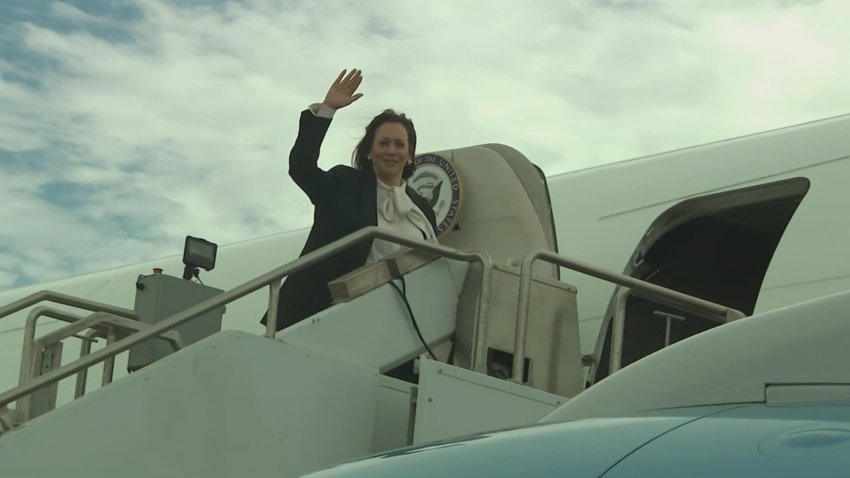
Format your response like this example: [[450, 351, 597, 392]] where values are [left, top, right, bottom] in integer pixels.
[[0, 226, 744, 478]]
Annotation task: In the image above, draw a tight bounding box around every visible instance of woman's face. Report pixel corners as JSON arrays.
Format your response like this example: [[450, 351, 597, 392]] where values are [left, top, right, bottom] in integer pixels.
[[369, 122, 410, 185]]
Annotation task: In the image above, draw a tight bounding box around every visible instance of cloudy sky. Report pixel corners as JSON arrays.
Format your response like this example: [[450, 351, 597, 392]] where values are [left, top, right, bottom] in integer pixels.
[[1, 0, 849, 290]]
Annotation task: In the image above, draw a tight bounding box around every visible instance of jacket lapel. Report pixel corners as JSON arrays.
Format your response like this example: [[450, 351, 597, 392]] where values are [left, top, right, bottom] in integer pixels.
[[406, 186, 438, 232]]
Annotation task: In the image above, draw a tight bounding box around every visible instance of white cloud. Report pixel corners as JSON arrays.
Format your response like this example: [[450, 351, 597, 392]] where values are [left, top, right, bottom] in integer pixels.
[[2, 0, 850, 289], [48, 1, 119, 27]]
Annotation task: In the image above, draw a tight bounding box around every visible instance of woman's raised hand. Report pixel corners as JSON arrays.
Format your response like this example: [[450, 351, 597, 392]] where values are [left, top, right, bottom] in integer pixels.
[[322, 69, 363, 110]]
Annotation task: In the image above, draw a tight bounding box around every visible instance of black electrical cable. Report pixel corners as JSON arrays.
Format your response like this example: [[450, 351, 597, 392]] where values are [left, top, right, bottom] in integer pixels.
[[389, 276, 437, 360]]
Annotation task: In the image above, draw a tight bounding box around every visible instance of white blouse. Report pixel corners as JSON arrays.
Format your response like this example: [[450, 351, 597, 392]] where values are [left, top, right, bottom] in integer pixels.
[[367, 178, 438, 263]]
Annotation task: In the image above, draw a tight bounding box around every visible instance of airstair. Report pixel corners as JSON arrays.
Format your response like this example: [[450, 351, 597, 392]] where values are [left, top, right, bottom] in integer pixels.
[[0, 225, 743, 477]]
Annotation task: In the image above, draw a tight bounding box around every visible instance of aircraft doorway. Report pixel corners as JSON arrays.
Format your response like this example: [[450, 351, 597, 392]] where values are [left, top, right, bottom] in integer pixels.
[[589, 177, 810, 385]]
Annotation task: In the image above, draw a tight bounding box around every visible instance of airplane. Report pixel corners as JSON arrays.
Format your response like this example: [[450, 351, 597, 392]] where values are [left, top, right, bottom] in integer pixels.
[[0, 110, 848, 477]]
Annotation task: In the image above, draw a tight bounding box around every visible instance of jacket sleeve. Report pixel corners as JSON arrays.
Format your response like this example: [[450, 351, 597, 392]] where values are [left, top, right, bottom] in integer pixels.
[[289, 109, 336, 205]]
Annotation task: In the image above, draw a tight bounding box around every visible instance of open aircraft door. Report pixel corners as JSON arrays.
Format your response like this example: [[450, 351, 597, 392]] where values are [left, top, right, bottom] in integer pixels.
[[588, 177, 810, 385]]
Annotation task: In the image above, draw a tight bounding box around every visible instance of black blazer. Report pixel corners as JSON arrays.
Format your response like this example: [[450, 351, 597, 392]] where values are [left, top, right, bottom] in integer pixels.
[[262, 110, 437, 331]]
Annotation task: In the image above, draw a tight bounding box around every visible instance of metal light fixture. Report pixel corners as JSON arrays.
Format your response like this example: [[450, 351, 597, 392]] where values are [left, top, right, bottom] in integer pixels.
[[182, 236, 217, 281]]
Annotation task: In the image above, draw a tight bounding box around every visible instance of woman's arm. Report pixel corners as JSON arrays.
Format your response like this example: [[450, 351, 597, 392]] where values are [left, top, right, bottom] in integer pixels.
[[288, 110, 334, 205], [288, 69, 364, 205]]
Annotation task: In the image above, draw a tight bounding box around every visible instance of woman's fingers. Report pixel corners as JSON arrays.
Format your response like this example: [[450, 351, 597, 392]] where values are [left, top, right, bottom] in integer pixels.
[[351, 72, 363, 91], [340, 69, 361, 90], [334, 69, 346, 86]]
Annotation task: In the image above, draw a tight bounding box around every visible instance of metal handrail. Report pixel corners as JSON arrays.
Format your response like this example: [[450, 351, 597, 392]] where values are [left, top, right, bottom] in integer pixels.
[[16, 307, 184, 417], [32, 313, 183, 353], [0, 291, 137, 324], [512, 249, 747, 382], [0, 227, 493, 410], [76, 329, 104, 399], [609, 287, 631, 374], [0, 294, 138, 412], [18, 306, 183, 393]]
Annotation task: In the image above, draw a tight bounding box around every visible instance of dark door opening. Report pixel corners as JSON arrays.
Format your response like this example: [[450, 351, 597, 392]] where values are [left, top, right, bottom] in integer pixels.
[[589, 177, 810, 385]]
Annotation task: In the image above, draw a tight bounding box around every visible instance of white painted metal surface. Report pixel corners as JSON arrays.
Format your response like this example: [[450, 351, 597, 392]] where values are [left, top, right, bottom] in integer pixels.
[[542, 289, 850, 423], [0, 331, 381, 478], [431, 144, 556, 277], [372, 376, 415, 453], [413, 360, 566, 444], [764, 384, 850, 404], [459, 262, 582, 396], [278, 258, 466, 372]]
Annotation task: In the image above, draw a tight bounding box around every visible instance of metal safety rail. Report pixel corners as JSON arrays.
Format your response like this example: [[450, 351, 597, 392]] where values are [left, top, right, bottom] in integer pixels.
[[512, 249, 748, 382], [0, 227, 494, 417], [16, 307, 185, 419], [0, 291, 139, 324], [0, 306, 185, 423], [0, 293, 138, 392], [0, 293, 149, 428]]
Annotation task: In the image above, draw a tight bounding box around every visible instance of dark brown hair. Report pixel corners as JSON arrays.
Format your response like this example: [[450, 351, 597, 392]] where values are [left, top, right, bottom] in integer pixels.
[[352, 109, 417, 180]]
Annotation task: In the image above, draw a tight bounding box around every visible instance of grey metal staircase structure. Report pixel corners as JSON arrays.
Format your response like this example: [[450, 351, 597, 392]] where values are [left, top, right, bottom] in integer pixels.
[[0, 226, 745, 477]]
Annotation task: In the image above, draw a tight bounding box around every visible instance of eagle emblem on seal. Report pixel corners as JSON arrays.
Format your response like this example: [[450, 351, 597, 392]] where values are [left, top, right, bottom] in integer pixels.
[[410, 154, 463, 237]]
